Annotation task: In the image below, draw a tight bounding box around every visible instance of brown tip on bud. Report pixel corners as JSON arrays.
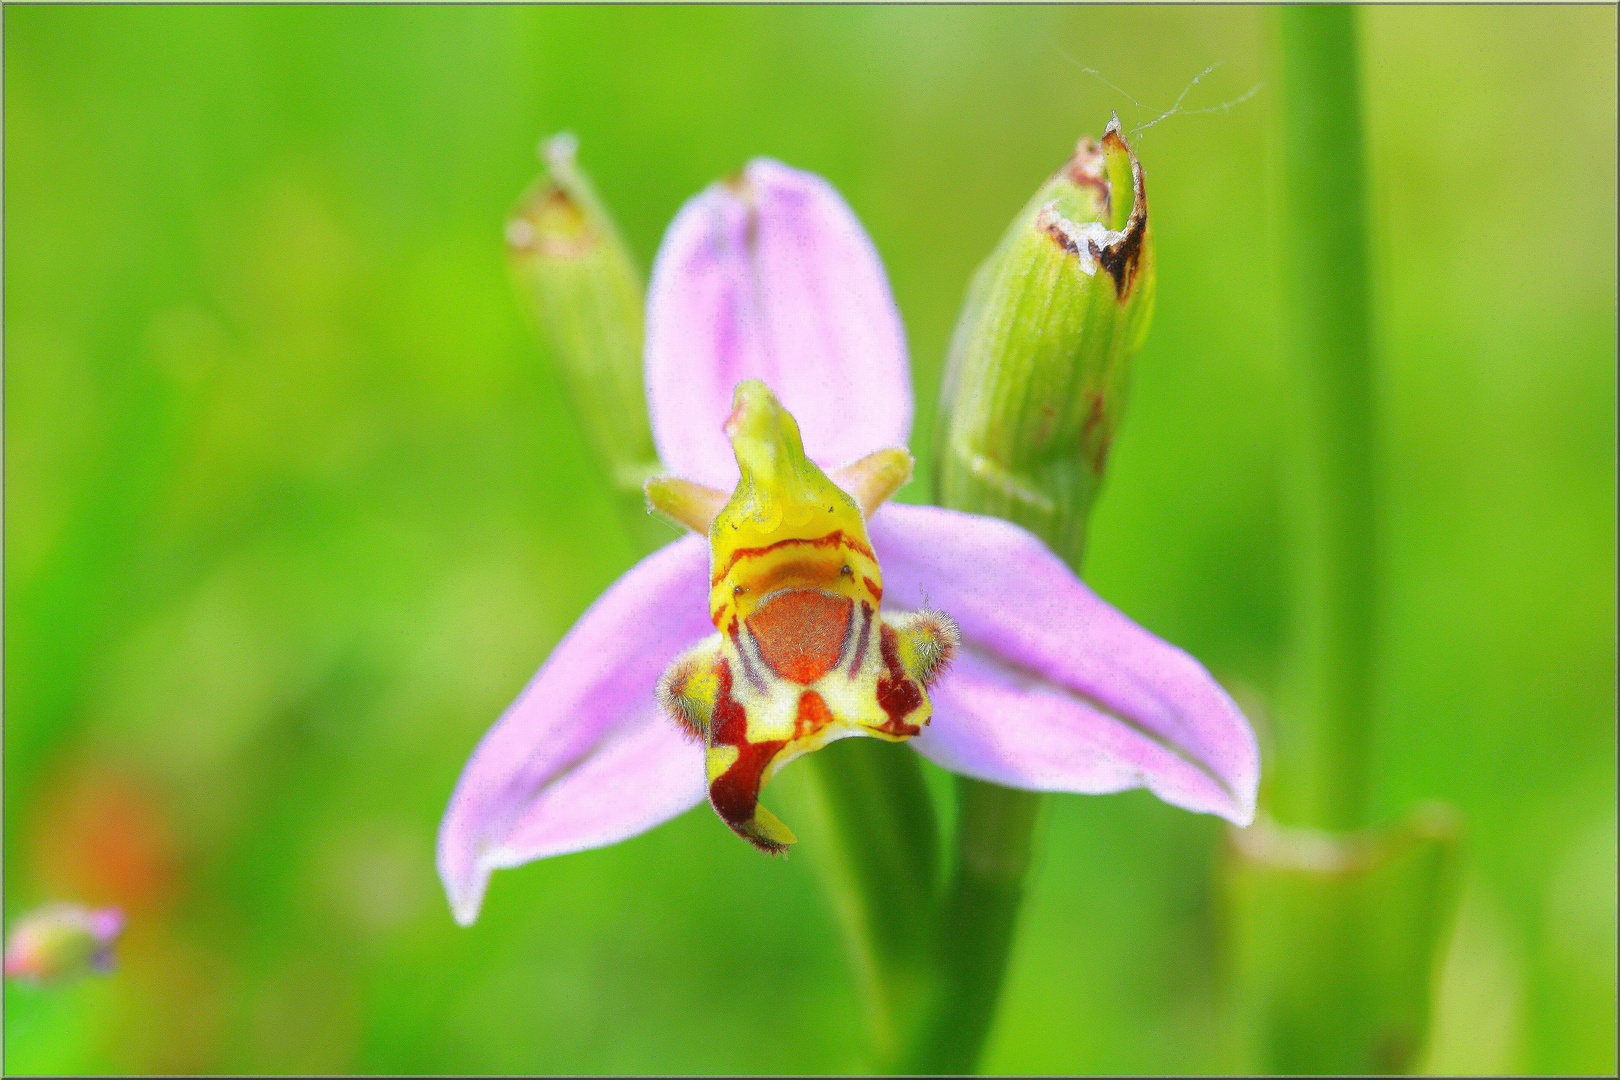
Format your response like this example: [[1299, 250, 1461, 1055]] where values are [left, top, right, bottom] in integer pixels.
[[1103, 170, 1147, 300], [1039, 118, 1151, 299], [1095, 122, 1149, 300], [1063, 136, 1112, 218], [507, 183, 594, 259], [507, 133, 604, 258], [1037, 203, 1086, 260], [1100, 122, 1129, 159]]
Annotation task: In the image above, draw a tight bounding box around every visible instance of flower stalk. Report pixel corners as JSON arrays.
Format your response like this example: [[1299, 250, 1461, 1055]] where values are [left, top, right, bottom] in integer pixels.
[[901, 778, 1041, 1073], [796, 738, 941, 1062], [1222, 9, 1463, 1073], [1269, 7, 1377, 834]]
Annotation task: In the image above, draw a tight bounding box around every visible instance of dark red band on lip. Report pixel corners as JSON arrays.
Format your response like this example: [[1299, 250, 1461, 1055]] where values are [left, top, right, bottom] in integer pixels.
[[727, 619, 767, 694], [862, 576, 882, 606], [795, 690, 834, 739], [873, 623, 923, 737], [710, 530, 875, 587], [847, 600, 873, 678]]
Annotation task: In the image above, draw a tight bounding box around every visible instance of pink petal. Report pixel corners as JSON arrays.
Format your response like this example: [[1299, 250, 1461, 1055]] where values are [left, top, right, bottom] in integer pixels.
[[437, 536, 712, 925], [869, 504, 1258, 825], [86, 908, 125, 946], [645, 159, 912, 488]]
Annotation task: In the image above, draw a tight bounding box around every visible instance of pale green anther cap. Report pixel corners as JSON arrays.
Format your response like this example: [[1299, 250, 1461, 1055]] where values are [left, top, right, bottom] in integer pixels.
[[507, 135, 662, 535], [935, 114, 1155, 568], [712, 380, 864, 547]]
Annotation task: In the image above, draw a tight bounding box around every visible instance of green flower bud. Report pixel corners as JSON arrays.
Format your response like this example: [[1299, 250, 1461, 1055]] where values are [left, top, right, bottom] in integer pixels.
[[1223, 803, 1464, 1072], [935, 115, 1154, 567], [506, 135, 661, 530]]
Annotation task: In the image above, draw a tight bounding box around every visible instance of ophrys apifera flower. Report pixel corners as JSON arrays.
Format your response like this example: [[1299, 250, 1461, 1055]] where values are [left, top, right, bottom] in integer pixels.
[[438, 157, 1257, 927]]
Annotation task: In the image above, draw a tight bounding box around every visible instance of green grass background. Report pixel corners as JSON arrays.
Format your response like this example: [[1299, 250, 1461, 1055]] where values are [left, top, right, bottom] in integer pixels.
[[4, 5, 1614, 1073]]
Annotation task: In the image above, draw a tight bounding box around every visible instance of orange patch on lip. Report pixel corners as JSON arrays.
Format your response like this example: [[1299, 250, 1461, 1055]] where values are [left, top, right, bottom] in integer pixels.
[[746, 590, 853, 683], [795, 690, 834, 738]]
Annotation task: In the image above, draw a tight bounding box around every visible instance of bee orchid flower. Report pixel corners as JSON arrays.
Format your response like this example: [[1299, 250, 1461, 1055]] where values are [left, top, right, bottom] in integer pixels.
[[438, 159, 1258, 927]]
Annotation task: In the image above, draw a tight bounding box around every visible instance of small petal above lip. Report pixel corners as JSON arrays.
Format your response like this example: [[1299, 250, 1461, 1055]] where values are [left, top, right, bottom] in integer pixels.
[[645, 159, 913, 489], [869, 503, 1258, 825], [437, 535, 712, 926]]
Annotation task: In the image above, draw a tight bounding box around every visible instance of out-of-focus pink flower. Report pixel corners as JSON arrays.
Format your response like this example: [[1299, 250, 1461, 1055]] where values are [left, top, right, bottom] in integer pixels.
[[438, 159, 1258, 926], [4, 903, 125, 983]]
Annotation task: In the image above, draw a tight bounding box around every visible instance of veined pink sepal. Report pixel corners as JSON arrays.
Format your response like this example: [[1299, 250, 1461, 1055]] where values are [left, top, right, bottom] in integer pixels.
[[437, 536, 712, 926], [871, 502, 1258, 825], [645, 160, 913, 490]]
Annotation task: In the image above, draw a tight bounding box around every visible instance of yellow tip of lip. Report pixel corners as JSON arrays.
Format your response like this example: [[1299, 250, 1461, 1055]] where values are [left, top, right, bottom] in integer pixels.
[[747, 805, 798, 851]]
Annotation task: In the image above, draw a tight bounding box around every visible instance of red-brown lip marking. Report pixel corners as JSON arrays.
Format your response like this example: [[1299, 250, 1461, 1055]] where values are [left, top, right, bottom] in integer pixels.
[[710, 530, 875, 587], [862, 576, 882, 605], [708, 660, 787, 853], [727, 619, 767, 694], [848, 600, 873, 678], [795, 690, 834, 739], [745, 590, 853, 684], [874, 624, 924, 736]]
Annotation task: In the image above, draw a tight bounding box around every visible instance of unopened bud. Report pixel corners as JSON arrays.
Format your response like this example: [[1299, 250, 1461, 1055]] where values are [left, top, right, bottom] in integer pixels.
[[3, 904, 124, 984], [1224, 803, 1463, 1072], [936, 115, 1155, 567], [507, 135, 661, 530]]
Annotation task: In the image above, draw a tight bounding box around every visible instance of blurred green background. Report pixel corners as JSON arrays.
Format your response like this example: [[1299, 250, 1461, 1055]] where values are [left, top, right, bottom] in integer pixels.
[[4, 5, 1613, 1073]]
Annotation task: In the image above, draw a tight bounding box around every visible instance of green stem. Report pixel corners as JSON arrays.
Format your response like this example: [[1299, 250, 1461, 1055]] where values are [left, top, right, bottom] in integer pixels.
[[1273, 5, 1377, 832], [798, 738, 941, 1067], [902, 779, 1040, 1073], [1218, 13, 1463, 1076]]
